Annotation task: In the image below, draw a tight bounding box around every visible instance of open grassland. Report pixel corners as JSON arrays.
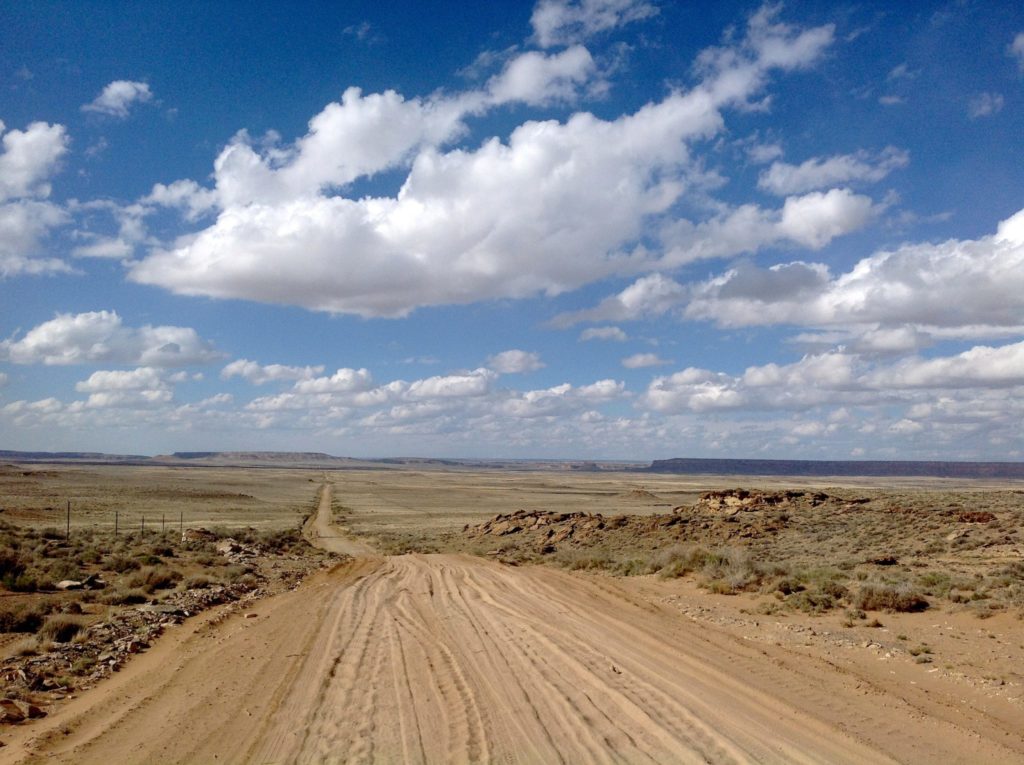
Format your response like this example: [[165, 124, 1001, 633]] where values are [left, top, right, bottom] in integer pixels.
[[0, 464, 335, 713], [332, 468, 1024, 616], [0, 463, 322, 532]]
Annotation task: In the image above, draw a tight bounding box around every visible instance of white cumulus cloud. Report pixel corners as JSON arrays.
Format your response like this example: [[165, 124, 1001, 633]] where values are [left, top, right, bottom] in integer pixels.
[[968, 92, 1004, 119], [0, 120, 70, 276], [580, 326, 628, 341], [487, 46, 598, 105], [487, 350, 545, 374], [622, 353, 670, 368], [531, 0, 658, 48], [686, 206, 1024, 339], [82, 80, 153, 118], [221, 359, 326, 385], [0, 311, 223, 367], [758, 147, 908, 195], [0, 121, 69, 202], [129, 7, 840, 318], [1011, 32, 1024, 70]]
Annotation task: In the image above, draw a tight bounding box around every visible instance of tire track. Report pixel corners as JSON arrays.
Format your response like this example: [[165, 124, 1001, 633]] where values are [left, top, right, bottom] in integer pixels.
[[7, 549, 1024, 764]]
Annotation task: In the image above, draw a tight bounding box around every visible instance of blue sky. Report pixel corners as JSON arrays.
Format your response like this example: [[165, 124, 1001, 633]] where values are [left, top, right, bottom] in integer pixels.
[[2, 0, 1023, 460]]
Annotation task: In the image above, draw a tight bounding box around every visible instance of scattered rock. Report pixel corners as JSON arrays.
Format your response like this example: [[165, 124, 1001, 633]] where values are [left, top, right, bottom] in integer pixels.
[[0, 700, 25, 723], [13, 701, 44, 719], [955, 510, 996, 523], [868, 555, 899, 566], [181, 527, 218, 543]]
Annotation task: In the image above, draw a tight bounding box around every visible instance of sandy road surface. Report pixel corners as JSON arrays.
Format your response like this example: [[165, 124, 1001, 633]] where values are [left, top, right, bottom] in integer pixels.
[[2, 484, 1021, 764], [303, 481, 375, 556]]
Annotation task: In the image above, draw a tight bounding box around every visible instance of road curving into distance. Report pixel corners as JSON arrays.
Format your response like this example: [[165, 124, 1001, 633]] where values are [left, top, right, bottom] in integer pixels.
[[2, 482, 1021, 764]]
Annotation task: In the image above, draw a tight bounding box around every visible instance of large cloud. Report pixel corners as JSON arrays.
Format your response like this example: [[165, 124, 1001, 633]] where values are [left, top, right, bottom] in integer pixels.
[[130, 7, 839, 317], [0, 120, 70, 276], [0, 311, 223, 367], [0, 201, 71, 277], [0, 121, 69, 202], [642, 339, 1024, 415], [686, 207, 1024, 338], [73, 366, 185, 409]]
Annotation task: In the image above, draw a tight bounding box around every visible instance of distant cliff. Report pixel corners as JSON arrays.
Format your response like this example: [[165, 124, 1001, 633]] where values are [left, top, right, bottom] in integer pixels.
[[641, 458, 1024, 479]]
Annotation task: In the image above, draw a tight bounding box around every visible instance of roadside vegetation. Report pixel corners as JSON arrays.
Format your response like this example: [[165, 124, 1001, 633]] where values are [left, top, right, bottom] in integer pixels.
[[369, 488, 1024, 620]]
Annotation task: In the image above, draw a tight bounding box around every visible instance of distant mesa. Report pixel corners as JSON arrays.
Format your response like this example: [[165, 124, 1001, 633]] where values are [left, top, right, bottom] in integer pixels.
[[0, 450, 1022, 479], [642, 457, 1024, 480]]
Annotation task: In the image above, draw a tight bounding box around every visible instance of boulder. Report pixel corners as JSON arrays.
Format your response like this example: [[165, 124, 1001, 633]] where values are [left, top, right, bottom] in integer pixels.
[[11, 701, 44, 719], [0, 700, 25, 723]]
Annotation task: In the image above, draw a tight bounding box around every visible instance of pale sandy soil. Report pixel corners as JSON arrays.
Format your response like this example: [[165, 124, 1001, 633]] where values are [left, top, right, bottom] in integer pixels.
[[1, 478, 1022, 763]]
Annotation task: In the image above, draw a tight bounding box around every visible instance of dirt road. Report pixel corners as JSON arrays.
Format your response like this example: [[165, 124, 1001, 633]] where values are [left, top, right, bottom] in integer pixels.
[[2, 484, 1021, 764], [303, 481, 375, 556]]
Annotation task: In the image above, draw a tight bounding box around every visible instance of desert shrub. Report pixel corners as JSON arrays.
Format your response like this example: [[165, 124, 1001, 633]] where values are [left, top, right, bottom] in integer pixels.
[[128, 566, 182, 593], [855, 583, 929, 613], [45, 559, 80, 582], [222, 564, 254, 582], [555, 550, 618, 571], [773, 577, 804, 595], [105, 554, 140, 573], [72, 656, 97, 674], [654, 545, 716, 578], [789, 587, 842, 614], [4, 572, 41, 592], [699, 548, 762, 593], [0, 550, 26, 580], [996, 561, 1024, 583], [38, 614, 88, 643], [917, 571, 953, 596], [0, 601, 50, 632], [235, 573, 260, 589], [261, 528, 307, 553], [99, 587, 148, 605], [182, 574, 218, 590], [79, 546, 102, 564]]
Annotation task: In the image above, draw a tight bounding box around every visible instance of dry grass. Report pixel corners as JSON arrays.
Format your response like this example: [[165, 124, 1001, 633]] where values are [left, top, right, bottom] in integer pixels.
[[37, 614, 90, 643], [325, 469, 1024, 618]]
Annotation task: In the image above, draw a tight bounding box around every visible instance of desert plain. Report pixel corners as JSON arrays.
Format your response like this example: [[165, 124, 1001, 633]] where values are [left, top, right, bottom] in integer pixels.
[[1, 461, 1023, 763]]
